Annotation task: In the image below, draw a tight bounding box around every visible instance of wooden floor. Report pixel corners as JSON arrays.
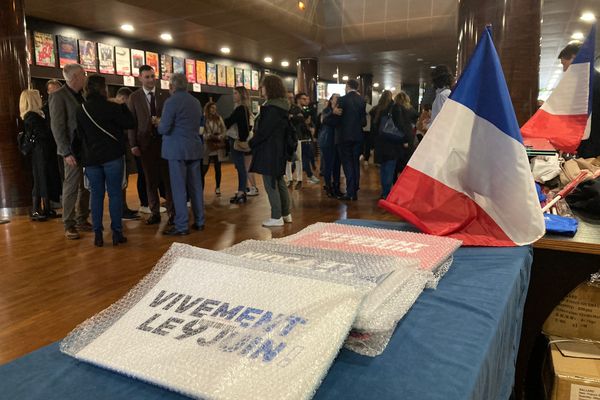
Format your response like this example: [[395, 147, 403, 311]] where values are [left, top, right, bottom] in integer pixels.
[[0, 162, 397, 364]]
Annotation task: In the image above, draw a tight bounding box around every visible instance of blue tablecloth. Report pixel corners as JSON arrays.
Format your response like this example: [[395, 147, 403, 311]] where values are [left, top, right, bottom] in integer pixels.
[[0, 220, 532, 400]]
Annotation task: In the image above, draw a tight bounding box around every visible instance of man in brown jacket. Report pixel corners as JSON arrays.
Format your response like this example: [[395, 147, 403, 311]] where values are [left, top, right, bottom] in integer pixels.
[[127, 65, 173, 225]]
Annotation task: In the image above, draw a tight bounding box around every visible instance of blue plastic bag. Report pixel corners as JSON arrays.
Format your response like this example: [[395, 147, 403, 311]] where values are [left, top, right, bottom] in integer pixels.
[[544, 213, 578, 237]]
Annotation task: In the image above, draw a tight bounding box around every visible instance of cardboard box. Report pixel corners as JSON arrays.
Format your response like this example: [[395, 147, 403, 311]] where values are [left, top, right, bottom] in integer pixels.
[[543, 283, 600, 341], [543, 342, 600, 400]]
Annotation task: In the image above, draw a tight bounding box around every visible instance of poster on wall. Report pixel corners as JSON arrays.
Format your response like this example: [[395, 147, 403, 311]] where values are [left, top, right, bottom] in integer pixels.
[[235, 68, 244, 87], [131, 49, 145, 77], [146, 52, 159, 73], [243, 69, 252, 90], [26, 32, 33, 65], [206, 63, 217, 86], [226, 66, 235, 88], [217, 65, 227, 87], [196, 60, 206, 85], [98, 43, 115, 74], [57, 36, 78, 67], [78, 40, 97, 72], [172, 57, 185, 75], [34, 32, 55, 67], [160, 54, 173, 80], [115, 46, 131, 76], [252, 70, 260, 91], [185, 59, 196, 83]]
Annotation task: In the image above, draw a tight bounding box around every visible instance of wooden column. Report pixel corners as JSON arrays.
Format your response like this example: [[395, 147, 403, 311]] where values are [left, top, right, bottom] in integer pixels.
[[296, 57, 318, 102], [0, 0, 31, 215], [457, 0, 541, 125]]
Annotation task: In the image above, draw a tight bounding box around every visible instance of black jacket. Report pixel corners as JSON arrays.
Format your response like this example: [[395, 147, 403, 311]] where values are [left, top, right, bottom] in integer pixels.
[[75, 94, 135, 167], [289, 104, 312, 141], [249, 100, 290, 177], [374, 103, 417, 163], [335, 91, 366, 144], [224, 105, 250, 141], [23, 111, 54, 146]]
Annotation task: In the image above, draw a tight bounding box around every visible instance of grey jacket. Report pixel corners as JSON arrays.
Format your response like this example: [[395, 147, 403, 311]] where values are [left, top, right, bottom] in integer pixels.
[[158, 89, 203, 161], [49, 85, 81, 156]]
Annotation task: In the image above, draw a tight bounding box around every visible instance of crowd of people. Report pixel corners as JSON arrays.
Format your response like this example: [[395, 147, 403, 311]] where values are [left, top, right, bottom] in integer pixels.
[[19, 63, 449, 246]]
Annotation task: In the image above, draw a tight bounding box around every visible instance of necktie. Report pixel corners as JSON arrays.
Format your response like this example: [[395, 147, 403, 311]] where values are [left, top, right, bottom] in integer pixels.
[[149, 92, 157, 117]]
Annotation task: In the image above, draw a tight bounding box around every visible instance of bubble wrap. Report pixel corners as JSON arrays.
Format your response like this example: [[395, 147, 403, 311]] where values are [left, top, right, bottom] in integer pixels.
[[277, 222, 462, 288], [61, 245, 368, 400]]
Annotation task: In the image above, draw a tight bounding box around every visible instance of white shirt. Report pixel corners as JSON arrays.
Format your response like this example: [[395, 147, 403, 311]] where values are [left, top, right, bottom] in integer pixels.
[[364, 103, 373, 131], [429, 87, 451, 128], [143, 87, 156, 113]]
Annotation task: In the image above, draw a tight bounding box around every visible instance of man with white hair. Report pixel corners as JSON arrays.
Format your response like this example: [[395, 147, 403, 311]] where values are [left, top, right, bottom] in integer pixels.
[[49, 63, 91, 239]]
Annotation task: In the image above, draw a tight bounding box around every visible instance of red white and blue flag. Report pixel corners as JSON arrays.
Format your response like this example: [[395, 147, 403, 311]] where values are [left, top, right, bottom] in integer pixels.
[[379, 27, 545, 247], [521, 26, 596, 153]]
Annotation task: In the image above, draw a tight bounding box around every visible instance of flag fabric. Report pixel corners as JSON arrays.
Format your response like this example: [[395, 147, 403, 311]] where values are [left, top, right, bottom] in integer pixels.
[[521, 25, 596, 153], [379, 27, 545, 247]]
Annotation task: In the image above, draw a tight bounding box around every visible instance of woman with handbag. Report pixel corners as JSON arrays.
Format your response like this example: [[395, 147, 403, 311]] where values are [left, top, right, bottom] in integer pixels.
[[319, 93, 342, 197], [19, 89, 62, 221], [224, 86, 252, 204], [75, 75, 135, 247], [202, 101, 227, 195]]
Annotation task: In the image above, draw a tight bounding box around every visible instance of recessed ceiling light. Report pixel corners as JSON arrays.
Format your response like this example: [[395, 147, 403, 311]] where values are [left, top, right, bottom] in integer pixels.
[[160, 33, 173, 41], [373, 82, 380, 88], [385, 86, 390, 90], [390, 86, 396, 91], [571, 31, 585, 40], [281, 60, 289, 67], [342, 75, 349, 81], [220, 47, 231, 54], [264, 56, 273, 63], [417, 58, 423, 62], [120, 24, 134, 32], [408, 53, 416, 56], [333, 73, 338, 78], [298, 1, 306, 10], [568, 39, 582, 45], [430, 65, 436, 69], [580, 12, 596, 22], [356, 75, 360, 79]]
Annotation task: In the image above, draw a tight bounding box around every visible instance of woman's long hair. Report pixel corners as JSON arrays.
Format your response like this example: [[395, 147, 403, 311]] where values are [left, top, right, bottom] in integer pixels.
[[203, 101, 221, 123], [19, 89, 44, 120], [374, 90, 393, 122], [394, 91, 412, 110]]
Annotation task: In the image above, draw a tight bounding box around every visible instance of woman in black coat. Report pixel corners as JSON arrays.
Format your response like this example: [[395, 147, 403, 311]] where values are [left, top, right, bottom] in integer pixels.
[[19, 89, 62, 221], [76, 75, 135, 247], [249, 75, 292, 227]]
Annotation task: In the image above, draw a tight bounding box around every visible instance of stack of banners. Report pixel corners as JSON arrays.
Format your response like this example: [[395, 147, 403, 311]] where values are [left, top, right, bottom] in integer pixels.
[[277, 223, 462, 288], [223, 240, 429, 356], [60, 245, 369, 400]]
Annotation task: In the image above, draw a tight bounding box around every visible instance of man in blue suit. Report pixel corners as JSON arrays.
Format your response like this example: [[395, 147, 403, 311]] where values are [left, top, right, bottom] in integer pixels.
[[158, 73, 204, 235], [335, 79, 366, 201]]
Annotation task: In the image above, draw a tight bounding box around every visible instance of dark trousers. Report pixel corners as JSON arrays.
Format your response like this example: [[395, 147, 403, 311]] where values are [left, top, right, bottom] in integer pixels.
[[85, 157, 123, 233], [134, 155, 148, 207], [380, 159, 397, 198], [140, 143, 173, 217], [229, 138, 247, 192], [338, 140, 362, 198], [262, 175, 290, 219], [168, 159, 204, 232], [321, 145, 341, 191], [362, 130, 374, 161], [201, 155, 222, 189], [301, 141, 315, 178]]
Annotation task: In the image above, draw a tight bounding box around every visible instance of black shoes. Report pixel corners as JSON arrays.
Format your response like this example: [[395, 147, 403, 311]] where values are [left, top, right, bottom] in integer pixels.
[[338, 195, 358, 201], [94, 231, 103, 247], [229, 193, 247, 204], [122, 209, 140, 220], [191, 223, 205, 231], [163, 227, 190, 236], [30, 211, 48, 222], [112, 231, 127, 246], [146, 214, 161, 225]]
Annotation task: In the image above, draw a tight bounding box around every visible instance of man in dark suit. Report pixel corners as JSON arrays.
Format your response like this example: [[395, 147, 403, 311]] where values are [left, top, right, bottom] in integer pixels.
[[127, 65, 173, 225], [335, 79, 366, 201], [49, 63, 91, 239], [158, 73, 204, 236]]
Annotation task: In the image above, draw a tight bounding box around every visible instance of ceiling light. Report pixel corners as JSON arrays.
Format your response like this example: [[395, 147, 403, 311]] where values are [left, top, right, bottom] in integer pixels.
[[298, 1, 306, 10], [430, 65, 436, 69], [373, 82, 380, 88], [264, 56, 273, 63], [120, 24, 134, 32], [281, 60, 289, 67], [220, 47, 231, 54], [390, 87, 396, 91], [385, 86, 390, 90], [160, 33, 173, 41], [342, 75, 349, 81], [333, 73, 338, 78], [568, 39, 582, 45], [417, 58, 423, 62], [571, 31, 584, 40], [356, 75, 360, 79], [580, 12, 596, 22]]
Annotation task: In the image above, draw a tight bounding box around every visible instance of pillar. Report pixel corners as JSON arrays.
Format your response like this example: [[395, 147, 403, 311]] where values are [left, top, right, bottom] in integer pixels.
[[0, 0, 31, 215], [358, 73, 373, 104], [296, 57, 318, 102], [457, 0, 541, 125]]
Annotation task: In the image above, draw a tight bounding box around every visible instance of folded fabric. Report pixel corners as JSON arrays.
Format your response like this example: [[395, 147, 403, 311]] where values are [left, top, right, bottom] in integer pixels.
[[544, 213, 578, 236]]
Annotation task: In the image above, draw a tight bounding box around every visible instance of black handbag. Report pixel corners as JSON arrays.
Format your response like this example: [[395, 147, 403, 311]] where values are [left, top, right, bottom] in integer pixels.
[[17, 130, 36, 156], [379, 111, 405, 143]]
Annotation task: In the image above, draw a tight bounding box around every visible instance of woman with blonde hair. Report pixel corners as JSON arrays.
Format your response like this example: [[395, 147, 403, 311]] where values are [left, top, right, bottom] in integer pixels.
[[202, 101, 227, 195], [19, 89, 61, 221]]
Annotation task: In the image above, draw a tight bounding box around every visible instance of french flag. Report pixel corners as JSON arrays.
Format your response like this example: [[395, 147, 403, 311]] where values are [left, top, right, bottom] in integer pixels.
[[521, 25, 595, 153], [379, 27, 545, 247]]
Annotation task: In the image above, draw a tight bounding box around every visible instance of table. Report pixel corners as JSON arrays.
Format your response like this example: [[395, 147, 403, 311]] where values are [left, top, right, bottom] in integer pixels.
[[0, 220, 533, 400]]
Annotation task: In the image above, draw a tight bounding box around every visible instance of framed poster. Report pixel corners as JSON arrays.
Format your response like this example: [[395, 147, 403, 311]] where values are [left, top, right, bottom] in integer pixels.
[[57, 36, 78, 67], [252, 70, 260, 91], [226, 66, 235, 88], [235, 68, 244, 87], [131, 49, 145, 77], [115, 46, 131, 76], [206, 63, 217, 86], [98, 43, 115, 74], [160, 54, 173, 80], [196, 60, 206, 85], [172, 57, 184, 74], [78, 40, 97, 72], [146, 51, 159, 73], [34, 32, 55, 67], [185, 59, 196, 83], [217, 65, 227, 87], [243, 69, 252, 90], [26, 32, 33, 65]]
